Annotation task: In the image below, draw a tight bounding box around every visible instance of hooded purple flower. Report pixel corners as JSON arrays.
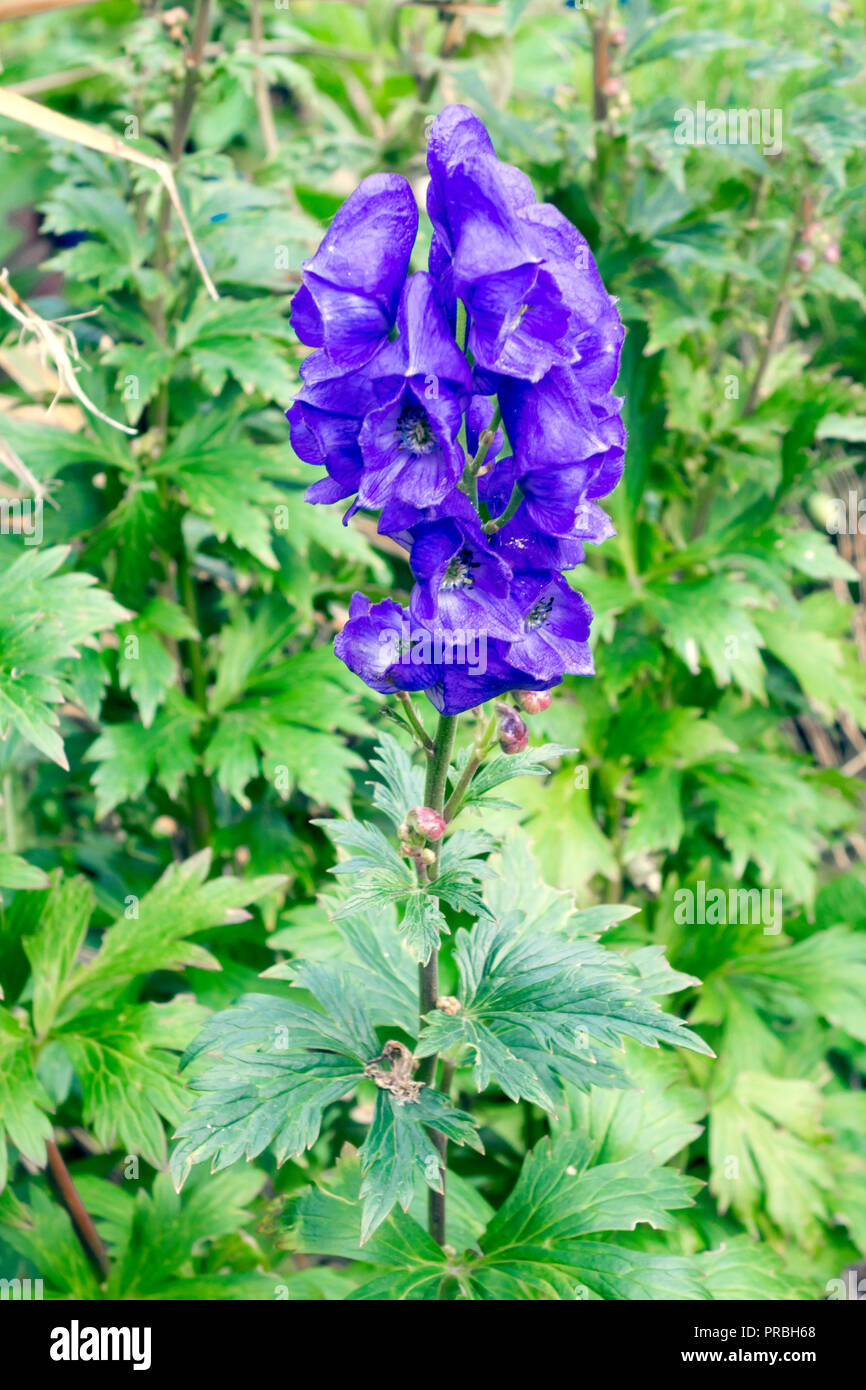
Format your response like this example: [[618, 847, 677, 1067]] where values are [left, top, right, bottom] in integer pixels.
[[287, 353, 377, 504], [356, 273, 472, 508], [498, 365, 625, 535], [505, 572, 594, 683], [334, 594, 435, 694], [426, 106, 622, 384], [408, 515, 520, 640], [291, 173, 418, 370]]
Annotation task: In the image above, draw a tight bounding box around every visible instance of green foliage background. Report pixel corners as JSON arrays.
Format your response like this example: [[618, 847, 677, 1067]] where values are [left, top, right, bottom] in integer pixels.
[[0, 0, 864, 1300]]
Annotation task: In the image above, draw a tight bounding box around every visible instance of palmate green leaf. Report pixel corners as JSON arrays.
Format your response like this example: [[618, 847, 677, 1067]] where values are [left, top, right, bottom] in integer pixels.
[[85, 692, 200, 816], [57, 999, 206, 1168], [75, 1166, 274, 1299], [204, 610, 369, 810], [0, 1012, 54, 1191], [358, 1089, 482, 1244], [416, 907, 713, 1107], [116, 597, 197, 728], [0, 853, 49, 895], [460, 742, 576, 808], [0, 545, 130, 768], [557, 1045, 706, 1167], [171, 967, 379, 1190], [175, 294, 296, 400], [695, 752, 855, 905], [368, 733, 425, 828], [731, 927, 866, 1043], [28, 852, 286, 1030], [0, 1185, 99, 1299], [469, 1134, 703, 1301], [645, 574, 767, 698], [22, 873, 93, 1035], [709, 1071, 833, 1241], [266, 898, 418, 1034], [287, 1153, 448, 1299], [322, 817, 490, 963]]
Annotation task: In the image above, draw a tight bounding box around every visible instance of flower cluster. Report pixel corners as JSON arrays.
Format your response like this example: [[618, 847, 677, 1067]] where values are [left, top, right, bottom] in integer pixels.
[[287, 106, 625, 715]]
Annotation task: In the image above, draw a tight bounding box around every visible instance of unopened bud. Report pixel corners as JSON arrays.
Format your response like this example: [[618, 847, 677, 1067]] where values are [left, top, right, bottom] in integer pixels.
[[602, 77, 622, 97], [496, 702, 529, 754], [407, 806, 447, 841], [420, 848, 436, 865], [794, 248, 814, 273], [398, 840, 413, 857], [824, 240, 840, 264], [437, 996, 461, 1016], [610, 25, 627, 45], [518, 690, 553, 714]]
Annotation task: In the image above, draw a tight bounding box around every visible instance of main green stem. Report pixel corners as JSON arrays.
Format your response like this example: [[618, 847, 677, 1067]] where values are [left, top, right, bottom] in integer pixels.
[[418, 711, 458, 1247]]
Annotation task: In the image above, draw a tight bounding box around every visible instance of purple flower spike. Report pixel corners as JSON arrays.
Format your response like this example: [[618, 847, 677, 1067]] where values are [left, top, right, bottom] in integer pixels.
[[287, 106, 625, 716], [291, 173, 418, 370]]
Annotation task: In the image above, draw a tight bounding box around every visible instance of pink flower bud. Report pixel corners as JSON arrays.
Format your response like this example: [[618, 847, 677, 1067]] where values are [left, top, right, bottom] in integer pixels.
[[610, 25, 627, 45], [518, 690, 553, 714], [824, 241, 840, 264], [407, 806, 447, 841], [602, 77, 622, 97], [496, 702, 529, 754], [794, 249, 814, 273]]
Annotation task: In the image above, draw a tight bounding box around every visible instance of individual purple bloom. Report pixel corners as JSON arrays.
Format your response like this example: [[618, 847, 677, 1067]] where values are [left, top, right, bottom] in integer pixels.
[[356, 274, 472, 508], [290, 173, 418, 370], [498, 366, 625, 534], [287, 353, 377, 504], [334, 594, 435, 694], [408, 515, 520, 641], [504, 572, 594, 683], [426, 105, 624, 384]]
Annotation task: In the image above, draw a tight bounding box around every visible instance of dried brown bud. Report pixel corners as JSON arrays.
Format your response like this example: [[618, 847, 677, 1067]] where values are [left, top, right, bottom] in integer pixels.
[[437, 996, 461, 1016], [518, 690, 553, 714], [407, 806, 447, 841]]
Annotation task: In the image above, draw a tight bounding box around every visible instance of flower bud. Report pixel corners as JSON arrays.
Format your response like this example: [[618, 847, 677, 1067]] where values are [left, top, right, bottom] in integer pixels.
[[794, 248, 814, 273], [420, 847, 436, 866], [407, 806, 447, 841], [437, 996, 461, 1016], [518, 690, 552, 714], [610, 25, 627, 46], [602, 77, 622, 97], [824, 240, 840, 264], [496, 702, 529, 754]]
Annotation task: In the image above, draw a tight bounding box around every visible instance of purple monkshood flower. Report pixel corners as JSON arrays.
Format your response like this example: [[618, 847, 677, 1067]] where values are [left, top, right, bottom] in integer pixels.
[[504, 572, 594, 683], [426, 105, 621, 383], [356, 274, 472, 508], [408, 515, 520, 641], [287, 107, 626, 716], [291, 173, 418, 370]]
